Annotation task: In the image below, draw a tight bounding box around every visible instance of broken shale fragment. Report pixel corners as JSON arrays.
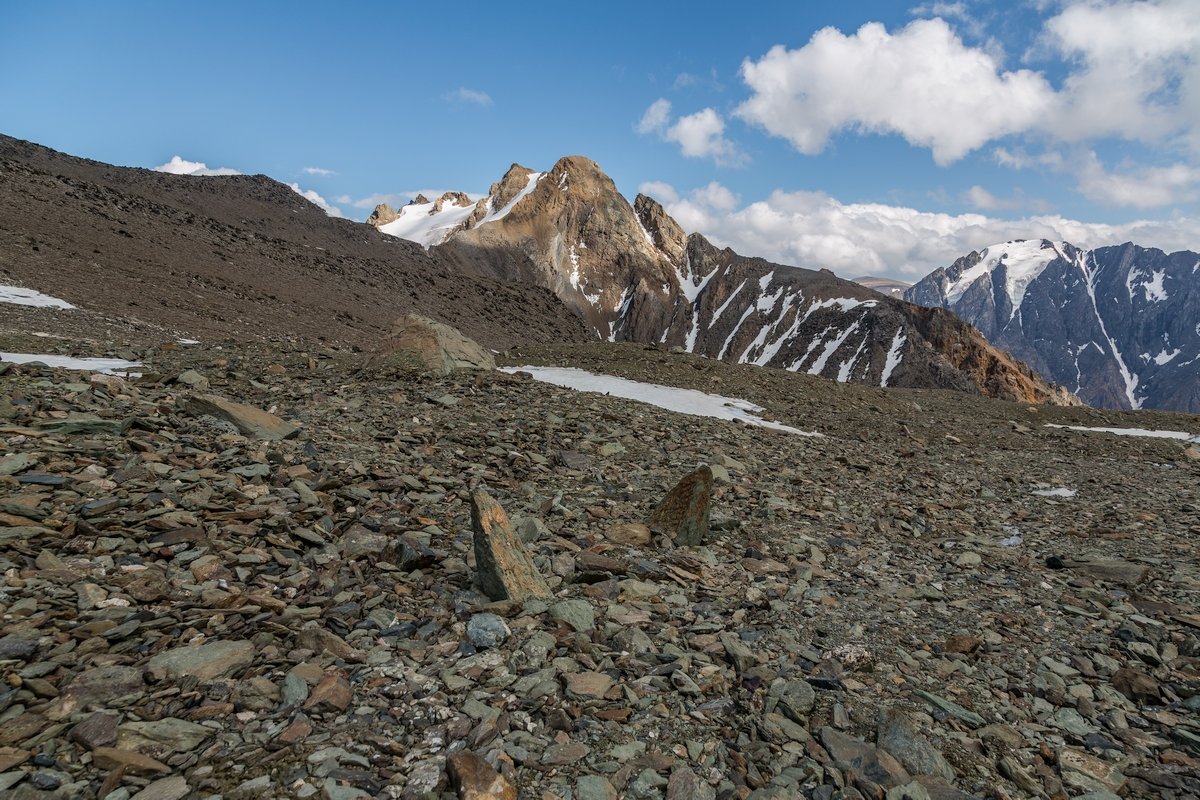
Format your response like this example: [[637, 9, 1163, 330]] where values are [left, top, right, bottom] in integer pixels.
[[470, 489, 550, 602]]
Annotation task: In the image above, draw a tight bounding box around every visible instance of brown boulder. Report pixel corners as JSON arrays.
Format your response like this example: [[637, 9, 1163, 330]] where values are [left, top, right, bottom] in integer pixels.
[[375, 314, 496, 375]]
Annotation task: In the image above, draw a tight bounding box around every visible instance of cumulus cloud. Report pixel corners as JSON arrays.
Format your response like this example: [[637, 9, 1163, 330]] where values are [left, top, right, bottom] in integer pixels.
[[729, 1, 1200, 202], [636, 98, 672, 134], [303, 166, 336, 177], [1076, 153, 1200, 208], [636, 99, 748, 166], [637, 181, 679, 204], [648, 180, 1200, 281], [1038, 0, 1200, 145], [153, 156, 240, 176], [446, 87, 493, 107], [735, 19, 1055, 165], [287, 183, 344, 218]]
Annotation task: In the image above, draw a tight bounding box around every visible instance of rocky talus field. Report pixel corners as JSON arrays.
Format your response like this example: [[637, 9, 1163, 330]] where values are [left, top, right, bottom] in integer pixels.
[[1, 324, 1200, 800]]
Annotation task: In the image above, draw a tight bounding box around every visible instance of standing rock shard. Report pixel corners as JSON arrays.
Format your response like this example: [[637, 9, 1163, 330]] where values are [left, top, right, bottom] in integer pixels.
[[648, 466, 713, 546], [470, 489, 550, 602]]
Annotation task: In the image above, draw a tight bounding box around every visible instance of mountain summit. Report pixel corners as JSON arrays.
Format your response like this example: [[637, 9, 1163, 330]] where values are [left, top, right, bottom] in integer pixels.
[[373, 156, 1075, 405], [907, 240, 1200, 411]]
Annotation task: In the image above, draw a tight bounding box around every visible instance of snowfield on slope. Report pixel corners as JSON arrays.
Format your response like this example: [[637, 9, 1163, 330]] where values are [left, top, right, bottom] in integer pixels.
[[0, 284, 75, 310], [944, 239, 1064, 316], [2, 353, 141, 374], [500, 366, 818, 435]]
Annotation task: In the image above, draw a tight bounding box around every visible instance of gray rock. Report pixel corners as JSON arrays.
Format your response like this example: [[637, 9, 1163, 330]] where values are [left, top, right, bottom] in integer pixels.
[[467, 613, 511, 649]]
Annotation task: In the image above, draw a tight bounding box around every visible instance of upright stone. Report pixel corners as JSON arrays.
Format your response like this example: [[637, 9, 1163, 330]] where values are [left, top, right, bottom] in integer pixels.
[[470, 489, 550, 602], [648, 466, 713, 546]]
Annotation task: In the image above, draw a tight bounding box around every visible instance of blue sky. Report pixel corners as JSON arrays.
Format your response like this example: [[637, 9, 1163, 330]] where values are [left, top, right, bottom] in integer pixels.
[[2, 0, 1198, 280]]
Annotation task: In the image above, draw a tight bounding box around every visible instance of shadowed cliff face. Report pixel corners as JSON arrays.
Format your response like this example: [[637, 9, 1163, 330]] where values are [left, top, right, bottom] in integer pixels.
[[425, 158, 1073, 405], [907, 240, 1200, 411]]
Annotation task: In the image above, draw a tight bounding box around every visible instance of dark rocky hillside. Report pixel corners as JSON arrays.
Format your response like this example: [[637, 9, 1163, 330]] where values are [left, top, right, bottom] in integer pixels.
[[0, 134, 590, 350]]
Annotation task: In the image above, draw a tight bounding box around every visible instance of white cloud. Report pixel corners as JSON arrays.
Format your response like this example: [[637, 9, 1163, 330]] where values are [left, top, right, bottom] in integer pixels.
[[650, 179, 1200, 281], [735, 19, 1055, 165], [636, 98, 672, 134], [446, 87, 493, 107], [303, 166, 336, 177], [637, 181, 679, 204], [153, 155, 240, 176], [637, 99, 748, 166], [1076, 153, 1200, 208], [1038, 0, 1200, 146], [665, 109, 747, 167], [731, 1, 1200, 184], [288, 183, 344, 218]]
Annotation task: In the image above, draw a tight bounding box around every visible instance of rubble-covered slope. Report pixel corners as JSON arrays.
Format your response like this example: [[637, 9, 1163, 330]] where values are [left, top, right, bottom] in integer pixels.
[[0, 335, 1197, 799]]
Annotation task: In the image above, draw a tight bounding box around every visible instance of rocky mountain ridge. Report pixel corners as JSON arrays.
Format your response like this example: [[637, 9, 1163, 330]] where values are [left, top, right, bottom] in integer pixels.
[[373, 157, 1073, 406], [0, 133, 589, 351], [906, 240, 1200, 412]]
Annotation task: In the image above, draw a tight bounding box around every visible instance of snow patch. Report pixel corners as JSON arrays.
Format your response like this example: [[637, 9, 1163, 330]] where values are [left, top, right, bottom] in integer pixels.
[[1142, 270, 1167, 302], [2, 352, 141, 375], [0, 285, 75, 310], [808, 321, 861, 376], [880, 329, 906, 387], [944, 240, 1062, 317], [476, 172, 545, 227], [1153, 348, 1181, 365], [1032, 486, 1076, 498], [837, 335, 869, 382], [378, 196, 477, 248], [1079, 251, 1141, 408], [711, 281, 747, 327], [676, 253, 718, 305], [500, 366, 819, 436], [1046, 424, 1200, 443]]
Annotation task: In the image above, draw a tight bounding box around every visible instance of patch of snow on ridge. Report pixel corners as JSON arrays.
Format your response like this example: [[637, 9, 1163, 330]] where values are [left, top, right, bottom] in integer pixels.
[[711, 281, 747, 327], [1142, 270, 1167, 302], [1153, 348, 1181, 365], [0, 285, 75, 310], [676, 253, 718, 305], [808, 321, 861, 376], [500, 366, 818, 436], [478, 172, 545, 226], [2, 352, 141, 375], [1045, 424, 1200, 443], [1032, 486, 1076, 498], [944, 240, 1063, 317], [378, 197, 477, 248], [881, 330, 906, 387]]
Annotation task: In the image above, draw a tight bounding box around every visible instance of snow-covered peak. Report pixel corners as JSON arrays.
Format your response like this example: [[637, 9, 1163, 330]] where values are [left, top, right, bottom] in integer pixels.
[[378, 193, 477, 248], [376, 172, 545, 248], [945, 239, 1066, 314]]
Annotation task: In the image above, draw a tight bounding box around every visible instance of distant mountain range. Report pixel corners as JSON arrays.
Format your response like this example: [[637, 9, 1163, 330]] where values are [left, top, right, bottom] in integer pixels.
[[906, 240, 1200, 412], [368, 157, 1071, 405], [854, 276, 911, 298]]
